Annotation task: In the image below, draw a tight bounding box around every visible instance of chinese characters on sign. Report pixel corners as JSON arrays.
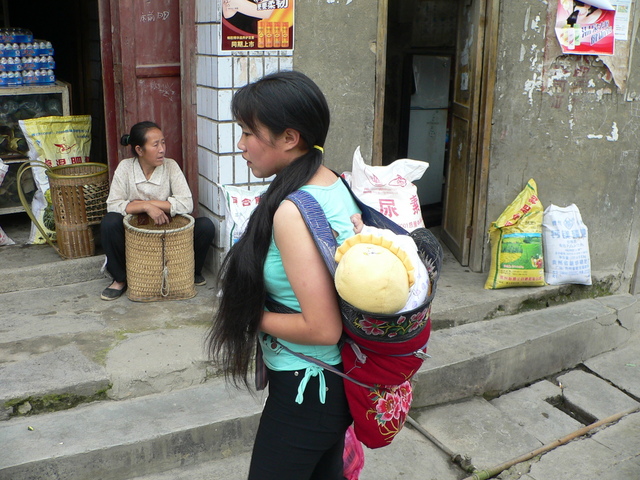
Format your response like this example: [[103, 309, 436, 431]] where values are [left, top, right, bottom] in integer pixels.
[[221, 0, 294, 52], [546, 221, 591, 280], [504, 195, 540, 227]]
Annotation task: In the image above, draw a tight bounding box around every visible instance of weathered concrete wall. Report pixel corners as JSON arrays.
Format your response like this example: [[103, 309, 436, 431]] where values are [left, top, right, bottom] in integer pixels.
[[487, 1, 640, 288], [292, 0, 379, 175]]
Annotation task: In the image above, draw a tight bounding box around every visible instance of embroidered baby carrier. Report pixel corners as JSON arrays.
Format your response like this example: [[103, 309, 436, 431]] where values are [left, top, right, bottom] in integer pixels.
[[264, 177, 443, 449]]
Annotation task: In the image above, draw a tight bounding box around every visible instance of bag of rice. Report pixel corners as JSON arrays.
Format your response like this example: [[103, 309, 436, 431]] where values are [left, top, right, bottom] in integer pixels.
[[219, 183, 268, 250], [542, 204, 591, 285], [485, 178, 545, 289], [18, 115, 92, 244], [349, 146, 427, 232]]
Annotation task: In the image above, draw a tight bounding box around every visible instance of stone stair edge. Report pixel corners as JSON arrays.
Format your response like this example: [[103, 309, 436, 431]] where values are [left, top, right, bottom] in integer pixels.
[[0, 380, 263, 480], [411, 293, 638, 409], [429, 270, 625, 328], [0, 294, 637, 479], [0, 254, 107, 294], [1, 294, 635, 421]]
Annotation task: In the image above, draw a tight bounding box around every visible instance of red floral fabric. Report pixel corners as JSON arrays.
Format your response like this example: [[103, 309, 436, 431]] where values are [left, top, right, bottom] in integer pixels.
[[341, 315, 431, 448]]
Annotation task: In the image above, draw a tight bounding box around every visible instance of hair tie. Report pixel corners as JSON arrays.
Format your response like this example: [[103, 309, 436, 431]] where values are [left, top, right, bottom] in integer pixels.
[[313, 145, 324, 153]]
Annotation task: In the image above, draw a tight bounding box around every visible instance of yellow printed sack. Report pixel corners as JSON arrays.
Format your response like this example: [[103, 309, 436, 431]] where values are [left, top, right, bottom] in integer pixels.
[[485, 179, 545, 289], [18, 115, 92, 244]]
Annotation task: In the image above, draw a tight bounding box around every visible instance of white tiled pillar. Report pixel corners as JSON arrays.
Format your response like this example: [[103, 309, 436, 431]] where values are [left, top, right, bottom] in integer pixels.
[[195, 0, 293, 275]]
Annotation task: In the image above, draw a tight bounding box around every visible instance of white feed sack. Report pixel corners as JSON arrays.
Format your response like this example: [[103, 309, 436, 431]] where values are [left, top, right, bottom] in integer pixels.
[[542, 203, 592, 285], [219, 183, 268, 251], [347, 146, 428, 232]]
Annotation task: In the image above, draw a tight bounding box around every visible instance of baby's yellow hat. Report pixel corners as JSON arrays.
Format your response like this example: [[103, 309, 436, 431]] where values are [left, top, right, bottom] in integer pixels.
[[334, 233, 415, 314]]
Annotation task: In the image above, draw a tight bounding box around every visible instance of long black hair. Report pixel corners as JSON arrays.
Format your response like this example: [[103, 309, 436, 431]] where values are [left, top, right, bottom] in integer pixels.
[[206, 70, 331, 388]]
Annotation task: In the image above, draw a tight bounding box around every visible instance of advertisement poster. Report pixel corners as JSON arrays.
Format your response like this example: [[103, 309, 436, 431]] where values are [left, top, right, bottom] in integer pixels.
[[221, 0, 294, 52], [555, 0, 616, 55]]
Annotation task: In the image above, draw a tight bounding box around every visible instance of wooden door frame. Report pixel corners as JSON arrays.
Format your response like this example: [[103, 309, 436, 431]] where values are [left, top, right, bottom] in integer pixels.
[[179, 0, 199, 214], [98, 0, 199, 209], [372, 0, 388, 166], [468, 0, 499, 272], [98, 0, 121, 179]]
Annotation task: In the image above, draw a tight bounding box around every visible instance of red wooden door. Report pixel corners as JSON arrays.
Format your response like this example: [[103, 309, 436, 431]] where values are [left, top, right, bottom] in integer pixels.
[[119, 0, 182, 164], [100, 0, 198, 198]]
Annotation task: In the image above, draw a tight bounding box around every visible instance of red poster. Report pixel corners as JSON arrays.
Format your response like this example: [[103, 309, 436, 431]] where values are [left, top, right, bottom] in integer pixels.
[[556, 0, 616, 55], [221, 0, 294, 51]]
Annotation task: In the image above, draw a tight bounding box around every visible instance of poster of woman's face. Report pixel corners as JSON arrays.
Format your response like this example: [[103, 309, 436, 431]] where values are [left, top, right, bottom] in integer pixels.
[[561, 0, 604, 26]]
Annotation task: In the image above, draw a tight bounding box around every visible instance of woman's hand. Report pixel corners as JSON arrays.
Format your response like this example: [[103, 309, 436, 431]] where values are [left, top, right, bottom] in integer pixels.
[[127, 200, 170, 225], [145, 203, 170, 225]]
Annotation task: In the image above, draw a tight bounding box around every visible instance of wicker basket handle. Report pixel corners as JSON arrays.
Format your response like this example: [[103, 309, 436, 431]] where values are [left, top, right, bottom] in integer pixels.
[[16, 160, 61, 255]]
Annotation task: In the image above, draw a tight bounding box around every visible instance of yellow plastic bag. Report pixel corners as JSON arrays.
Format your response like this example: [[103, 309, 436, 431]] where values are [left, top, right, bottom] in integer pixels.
[[18, 115, 92, 243], [485, 179, 545, 289]]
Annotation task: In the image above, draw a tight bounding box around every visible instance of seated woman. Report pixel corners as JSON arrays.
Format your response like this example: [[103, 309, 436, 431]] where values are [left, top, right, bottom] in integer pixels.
[[100, 121, 215, 300]]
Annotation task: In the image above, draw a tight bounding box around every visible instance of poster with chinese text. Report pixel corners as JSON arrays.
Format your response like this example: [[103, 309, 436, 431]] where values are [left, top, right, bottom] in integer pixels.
[[555, 0, 616, 55], [221, 0, 294, 51]]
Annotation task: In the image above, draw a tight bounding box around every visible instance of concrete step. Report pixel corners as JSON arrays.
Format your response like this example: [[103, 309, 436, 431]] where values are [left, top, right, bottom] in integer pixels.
[[0, 275, 219, 419], [0, 380, 262, 480], [126, 419, 466, 480], [411, 373, 640, 480], [1, 295, 638, 480], [0, 264, 631, 418], [36, 365, 639, 480], [411, 293, 639, 408], [0, 214, 106, 294], [0, 246, 106, 294]]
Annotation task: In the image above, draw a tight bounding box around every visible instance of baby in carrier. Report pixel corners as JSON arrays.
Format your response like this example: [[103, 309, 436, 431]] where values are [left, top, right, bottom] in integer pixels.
[[337, 213, 430, 315]]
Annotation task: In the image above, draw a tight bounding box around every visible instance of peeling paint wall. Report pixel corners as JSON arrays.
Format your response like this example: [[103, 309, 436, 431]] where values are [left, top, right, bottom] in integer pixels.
[[294, 0, 379, 174], [488, 0, 640, 288]]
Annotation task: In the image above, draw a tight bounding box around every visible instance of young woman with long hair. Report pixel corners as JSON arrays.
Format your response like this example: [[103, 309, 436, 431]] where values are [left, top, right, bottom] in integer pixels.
[[207, 70, 359, 479]]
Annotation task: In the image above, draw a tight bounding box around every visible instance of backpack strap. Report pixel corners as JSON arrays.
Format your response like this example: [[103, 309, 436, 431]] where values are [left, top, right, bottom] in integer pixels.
[[286, 189, 339, 276], [285, 174, 411, 275], [336, 175, 408, 236]]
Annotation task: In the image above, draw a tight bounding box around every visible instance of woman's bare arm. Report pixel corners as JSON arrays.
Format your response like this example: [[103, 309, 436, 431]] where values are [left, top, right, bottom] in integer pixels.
[[259, 200, 342, 345]]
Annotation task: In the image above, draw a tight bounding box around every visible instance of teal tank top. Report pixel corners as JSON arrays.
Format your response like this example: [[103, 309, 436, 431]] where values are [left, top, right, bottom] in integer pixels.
[[261, 179, 360, 383]]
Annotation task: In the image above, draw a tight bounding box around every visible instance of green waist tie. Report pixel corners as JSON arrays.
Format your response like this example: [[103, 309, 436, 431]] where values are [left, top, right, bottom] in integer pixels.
[[295, 365, 327, 404]]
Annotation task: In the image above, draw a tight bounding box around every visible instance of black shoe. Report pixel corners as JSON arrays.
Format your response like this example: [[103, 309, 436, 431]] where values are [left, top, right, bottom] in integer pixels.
[[194, 274, 206, 286], [101, 283, 127, 300]]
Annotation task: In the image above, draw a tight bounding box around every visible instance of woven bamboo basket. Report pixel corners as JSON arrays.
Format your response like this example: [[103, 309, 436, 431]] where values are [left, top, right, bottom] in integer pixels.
[[17, 161, 109, 259], [47, 162, 109, 258], [124, 213, 196, 302]]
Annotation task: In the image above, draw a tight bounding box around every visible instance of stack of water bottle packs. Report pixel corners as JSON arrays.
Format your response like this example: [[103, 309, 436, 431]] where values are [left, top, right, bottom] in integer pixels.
[[0, 28, 55, 86]]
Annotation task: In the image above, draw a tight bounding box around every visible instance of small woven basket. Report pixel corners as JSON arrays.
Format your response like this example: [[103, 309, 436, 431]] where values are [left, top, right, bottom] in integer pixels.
[[47, 162, 109, 258], [17, 160, 109, 259], [124, 213, 196, 302]]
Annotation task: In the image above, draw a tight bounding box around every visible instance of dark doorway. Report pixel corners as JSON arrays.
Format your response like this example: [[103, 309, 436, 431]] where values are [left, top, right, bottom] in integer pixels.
[[3, 0, 107, 164], [382, 0, 458, 228]]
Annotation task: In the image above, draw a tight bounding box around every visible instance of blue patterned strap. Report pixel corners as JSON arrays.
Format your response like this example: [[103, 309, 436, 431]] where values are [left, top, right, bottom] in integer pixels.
[[286, 189, 339, 276], [336, 175, 409, 236]]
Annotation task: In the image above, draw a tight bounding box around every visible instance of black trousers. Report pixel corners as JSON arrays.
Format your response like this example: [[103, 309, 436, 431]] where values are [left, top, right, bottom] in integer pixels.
[[248, 368, 352, 480], [100, 212, 215, 282]]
